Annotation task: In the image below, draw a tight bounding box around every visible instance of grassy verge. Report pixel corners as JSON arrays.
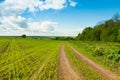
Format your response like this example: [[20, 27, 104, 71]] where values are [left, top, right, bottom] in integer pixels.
[[64, 43, 106, 80], [69, 41, 120, 76]]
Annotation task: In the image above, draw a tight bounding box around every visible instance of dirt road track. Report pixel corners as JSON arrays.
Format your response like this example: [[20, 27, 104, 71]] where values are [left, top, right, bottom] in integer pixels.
[[70, 46, 120, 80], [58, 44, 81, 80]]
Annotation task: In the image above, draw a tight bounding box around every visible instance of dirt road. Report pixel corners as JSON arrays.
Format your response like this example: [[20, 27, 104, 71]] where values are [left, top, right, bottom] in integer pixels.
[[58, 44, 81, 80], [70, 46, 120, 80]]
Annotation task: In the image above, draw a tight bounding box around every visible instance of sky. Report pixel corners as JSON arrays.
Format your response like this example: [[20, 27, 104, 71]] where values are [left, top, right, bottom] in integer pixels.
[[0, 0, 120, 36]]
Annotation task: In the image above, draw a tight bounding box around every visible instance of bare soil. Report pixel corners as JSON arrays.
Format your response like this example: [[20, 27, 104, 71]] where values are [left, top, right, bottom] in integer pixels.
[[70, 46, 120, 80], [58, 44, 81, 80]]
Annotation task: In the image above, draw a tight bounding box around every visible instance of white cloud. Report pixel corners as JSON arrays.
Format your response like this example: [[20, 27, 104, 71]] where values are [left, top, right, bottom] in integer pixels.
[[69, 0, 78, 7], [0, 0, 35, 16], [35, 0, 67, 10], [0, 15, 57, 32], [28, 21, 58, 32], [0, 0, 78, 36], [54, 28, 83, 36], [0, 0, 77, 15], [0, 16, 28, 31], [0, 15, 82, 36]]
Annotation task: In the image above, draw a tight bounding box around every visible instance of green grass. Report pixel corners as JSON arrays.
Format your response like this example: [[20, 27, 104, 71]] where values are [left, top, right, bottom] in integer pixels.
[[64, 42, 106, 80], [69, 41, 120, 76]]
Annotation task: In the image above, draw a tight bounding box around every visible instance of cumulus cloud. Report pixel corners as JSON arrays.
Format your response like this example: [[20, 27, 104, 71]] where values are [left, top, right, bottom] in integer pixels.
[[0, 15, 81, 36], [69, 0, 78, 7], [0, 0, 35, 16], [0, 16, 28, 30], [35, 0, 66, 10], [0, 15, 57, 33], [28, 21, 57, 32], [0, 0, 77, 15], [0, 0, 78, 36]]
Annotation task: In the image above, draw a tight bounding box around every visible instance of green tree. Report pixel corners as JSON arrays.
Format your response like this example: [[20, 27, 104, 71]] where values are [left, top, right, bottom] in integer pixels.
[[80, 27, 93, 40], [117, 29, 120, 41], [76, 13, 120, 42], [112, 13, 120, 22], [22, 34, 26, 38]]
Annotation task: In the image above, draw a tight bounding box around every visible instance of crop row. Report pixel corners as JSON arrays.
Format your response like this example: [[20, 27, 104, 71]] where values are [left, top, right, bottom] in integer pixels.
[[0, 38, 61, 80]]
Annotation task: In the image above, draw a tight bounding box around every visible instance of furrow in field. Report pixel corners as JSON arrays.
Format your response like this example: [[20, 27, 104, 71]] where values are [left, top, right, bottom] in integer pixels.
[[30, 51, 54, 80], [58, 44, 81, 80], [29, 63, 46, 80], [0, 40, 10, 53], [70, 45, 120, 80]]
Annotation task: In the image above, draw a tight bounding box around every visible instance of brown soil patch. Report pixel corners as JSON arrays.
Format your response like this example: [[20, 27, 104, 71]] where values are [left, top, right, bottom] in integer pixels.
[[58, 44, 81, 80]]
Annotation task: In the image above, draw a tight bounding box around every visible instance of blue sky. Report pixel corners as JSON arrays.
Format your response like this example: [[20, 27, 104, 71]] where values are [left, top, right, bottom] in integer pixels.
[[0, 0, 120, 36]]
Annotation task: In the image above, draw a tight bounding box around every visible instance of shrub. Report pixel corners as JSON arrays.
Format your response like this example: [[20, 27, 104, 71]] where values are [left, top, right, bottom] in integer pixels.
[[107, 50, 120, 62], [92, 48, 104, 56]]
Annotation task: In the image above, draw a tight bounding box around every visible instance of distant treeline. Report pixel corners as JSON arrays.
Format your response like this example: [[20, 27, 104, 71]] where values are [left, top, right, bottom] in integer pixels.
[[53, 37, 74, 40], [19, 35, 75, 40], [76, 13, 120, 42]]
